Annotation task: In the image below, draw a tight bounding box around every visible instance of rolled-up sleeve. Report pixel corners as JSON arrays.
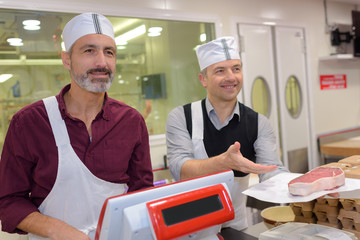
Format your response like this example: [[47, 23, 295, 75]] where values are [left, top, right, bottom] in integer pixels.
[[166, 107, 194, 181], [255, 114, 289, 182], [0, 114, 39, 234]]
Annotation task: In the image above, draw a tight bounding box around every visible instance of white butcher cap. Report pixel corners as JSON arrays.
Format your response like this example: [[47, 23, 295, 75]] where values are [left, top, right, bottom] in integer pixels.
[[196, 36, 240, 71], [62, 12, 115, 51]]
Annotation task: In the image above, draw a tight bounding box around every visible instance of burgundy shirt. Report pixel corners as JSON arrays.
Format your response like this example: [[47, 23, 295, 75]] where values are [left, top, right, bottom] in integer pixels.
[[0, 84, 153, 233]]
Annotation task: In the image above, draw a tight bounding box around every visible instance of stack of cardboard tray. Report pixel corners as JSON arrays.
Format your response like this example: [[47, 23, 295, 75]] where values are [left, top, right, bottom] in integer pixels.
[[313, 198, 342, 229], [289, 201, 316, 224], [290, 199, 360, 239], [289, 155, 360, 239], [338, 199, 360, 239], [290, 155, 360, 239], [290, 199, 342, 228]]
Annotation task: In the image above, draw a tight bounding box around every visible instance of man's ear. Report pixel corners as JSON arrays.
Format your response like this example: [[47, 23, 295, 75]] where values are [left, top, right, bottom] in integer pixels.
[[61, 51, 71, 70], [198, 73, 207, 87]]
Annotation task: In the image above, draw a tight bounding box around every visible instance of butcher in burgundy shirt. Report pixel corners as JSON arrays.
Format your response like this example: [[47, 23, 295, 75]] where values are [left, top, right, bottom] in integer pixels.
[[0, 12, 153, 240], [0, 83, 154, 234]]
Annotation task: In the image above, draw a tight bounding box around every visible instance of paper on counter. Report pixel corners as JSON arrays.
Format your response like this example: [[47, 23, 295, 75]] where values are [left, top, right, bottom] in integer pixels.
[[243, 172, 360, 204], [316, 228, 353, 240]]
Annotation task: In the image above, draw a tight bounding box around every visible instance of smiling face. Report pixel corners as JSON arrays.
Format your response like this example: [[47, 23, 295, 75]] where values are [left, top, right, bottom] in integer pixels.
[[62, 33, 116, 93], [199, 59, 243, 105]]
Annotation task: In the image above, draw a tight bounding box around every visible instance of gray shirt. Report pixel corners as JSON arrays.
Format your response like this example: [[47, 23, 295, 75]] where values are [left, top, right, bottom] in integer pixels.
[[166, 98, 288, 181]]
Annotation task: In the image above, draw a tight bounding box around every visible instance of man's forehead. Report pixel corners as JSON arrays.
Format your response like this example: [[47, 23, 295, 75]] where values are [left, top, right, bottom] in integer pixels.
[[210, 59, 242, 68], [73, 34, 116, 49]]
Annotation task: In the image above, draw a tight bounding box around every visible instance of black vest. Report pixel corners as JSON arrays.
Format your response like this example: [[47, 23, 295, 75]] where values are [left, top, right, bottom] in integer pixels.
[[183, 99, 258, 177]]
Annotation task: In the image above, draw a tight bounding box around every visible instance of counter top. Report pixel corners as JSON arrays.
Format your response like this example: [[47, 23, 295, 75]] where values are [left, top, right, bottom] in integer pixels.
[[320, 136, 360, 157]]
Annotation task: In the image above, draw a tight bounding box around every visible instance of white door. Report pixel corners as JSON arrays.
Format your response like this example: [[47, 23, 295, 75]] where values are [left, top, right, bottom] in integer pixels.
[[237, 23, 280, 152], [275, 26, 313, 172], [237, 23, 313, 173]]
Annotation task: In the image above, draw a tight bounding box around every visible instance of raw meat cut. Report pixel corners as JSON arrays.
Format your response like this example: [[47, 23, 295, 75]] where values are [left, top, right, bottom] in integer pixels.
[[288, 167, 345, 196]]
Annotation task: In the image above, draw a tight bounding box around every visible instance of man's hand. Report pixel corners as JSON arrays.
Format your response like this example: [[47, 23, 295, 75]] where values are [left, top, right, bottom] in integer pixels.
[[223, 141, 278, 174], [17, 212, 91, 240], [47, 220, 91, 240], [318, 192, 340, 199], [180, 141, 278, 180]]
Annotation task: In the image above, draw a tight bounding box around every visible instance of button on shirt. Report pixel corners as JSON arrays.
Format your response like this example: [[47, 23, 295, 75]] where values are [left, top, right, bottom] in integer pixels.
[[0, 84, 153, 233]]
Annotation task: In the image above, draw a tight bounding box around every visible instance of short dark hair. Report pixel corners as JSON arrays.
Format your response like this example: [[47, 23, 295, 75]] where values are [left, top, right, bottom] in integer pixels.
[[200, 68, 207, 77]]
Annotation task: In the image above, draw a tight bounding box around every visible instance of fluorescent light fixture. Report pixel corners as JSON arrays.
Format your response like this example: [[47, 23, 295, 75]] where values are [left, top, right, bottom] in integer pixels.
[[147, 27, 162, 37], [24, 25, 40, 30], [0, 74, 13, 83], [10, 42, 23, 46], [117, 45, 126, 50], [23, 19, 41, 31], [200, 33, 207, 42], [148, 27, 162, 33], [148, 32, 161, 37], [7, 38, 23, 46], [115, 25, 146, 45], [263, 21, 276, 26], [7, 38, 22, 43], [23, 20, 40, 26]]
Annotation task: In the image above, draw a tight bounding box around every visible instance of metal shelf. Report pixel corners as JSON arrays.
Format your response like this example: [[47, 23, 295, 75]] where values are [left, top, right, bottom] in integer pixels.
[[319, 54, 360, 61]]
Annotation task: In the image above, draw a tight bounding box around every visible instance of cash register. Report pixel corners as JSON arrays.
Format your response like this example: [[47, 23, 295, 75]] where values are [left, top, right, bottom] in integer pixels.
[[95, 170, 235, 240]]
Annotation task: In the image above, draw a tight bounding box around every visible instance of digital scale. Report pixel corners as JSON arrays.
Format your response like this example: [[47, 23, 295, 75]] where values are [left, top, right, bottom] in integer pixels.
[[95, 170, 235, 240]]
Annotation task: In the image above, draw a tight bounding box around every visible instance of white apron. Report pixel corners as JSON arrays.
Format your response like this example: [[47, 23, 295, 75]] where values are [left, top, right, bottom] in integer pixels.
[[29, 96, 126, 240], [191, 100, 249, 231]]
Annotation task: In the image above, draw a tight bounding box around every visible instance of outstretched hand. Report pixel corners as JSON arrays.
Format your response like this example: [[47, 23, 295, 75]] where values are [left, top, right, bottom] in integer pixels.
[[318, 192, 340, 199], [224, 141, 278, 174]]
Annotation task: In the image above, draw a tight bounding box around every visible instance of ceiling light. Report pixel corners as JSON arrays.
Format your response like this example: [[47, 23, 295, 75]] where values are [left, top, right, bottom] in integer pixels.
[[148, 27, 162, 37], [263, 22, 276, 26], [7, 38, 24, 46], [24, 25, 40, 30], [23, 19, 41, 31], [200, 33, 207, 42], [148, 27, 162, 33], [115, 25, 146, 46], [23, 20, 40, 26], [0, 74, 13, 83], [148, 32, 161, 37], [9, 42, 23, 46], [7, 38, 22, 43]]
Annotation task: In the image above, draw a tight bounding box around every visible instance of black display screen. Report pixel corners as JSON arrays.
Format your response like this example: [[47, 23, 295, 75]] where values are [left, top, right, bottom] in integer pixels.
[[161, 194, 223, 226], [352, 10, 360, 57], [141, 73, 167, 99]]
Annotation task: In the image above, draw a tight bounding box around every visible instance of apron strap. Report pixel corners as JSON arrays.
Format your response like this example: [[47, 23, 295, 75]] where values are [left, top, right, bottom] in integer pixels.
[[43, 96, 70, 147], [191, 100, 203, 140]]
